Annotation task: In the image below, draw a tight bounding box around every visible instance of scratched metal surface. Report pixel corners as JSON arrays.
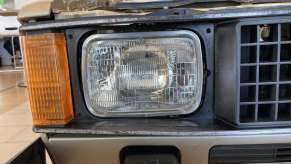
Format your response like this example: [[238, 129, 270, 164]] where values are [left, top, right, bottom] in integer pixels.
[[33, 118, 291, 136], [20, 3, 291, 31], [51, 0, 291, 11]]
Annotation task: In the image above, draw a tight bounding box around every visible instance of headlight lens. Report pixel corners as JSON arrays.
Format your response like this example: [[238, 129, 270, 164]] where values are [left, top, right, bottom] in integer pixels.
[[82, 31, 203, 117]]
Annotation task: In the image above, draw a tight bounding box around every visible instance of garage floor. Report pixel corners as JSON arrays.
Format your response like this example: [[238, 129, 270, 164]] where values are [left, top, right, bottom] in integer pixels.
[[0, 70, 39, 163]]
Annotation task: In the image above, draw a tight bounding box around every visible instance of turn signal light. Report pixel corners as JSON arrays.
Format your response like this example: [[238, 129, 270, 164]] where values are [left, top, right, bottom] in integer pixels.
[[21, 33, 74, 126]]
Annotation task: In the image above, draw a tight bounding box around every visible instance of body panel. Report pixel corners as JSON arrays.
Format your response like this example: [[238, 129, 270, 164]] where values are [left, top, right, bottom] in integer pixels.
[[43, 133, 291, 164]]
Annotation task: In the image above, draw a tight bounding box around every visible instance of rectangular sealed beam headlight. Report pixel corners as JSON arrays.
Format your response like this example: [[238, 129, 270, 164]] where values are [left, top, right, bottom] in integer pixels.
[[82, 30, 203, 117]]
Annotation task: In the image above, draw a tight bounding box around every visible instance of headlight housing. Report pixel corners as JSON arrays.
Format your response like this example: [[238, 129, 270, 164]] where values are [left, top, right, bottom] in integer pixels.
[[82, 30, 203, 117]]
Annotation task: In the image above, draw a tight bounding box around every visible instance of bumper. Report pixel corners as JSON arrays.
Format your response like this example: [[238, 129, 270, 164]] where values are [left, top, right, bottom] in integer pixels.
[[43, 132, 291, 164]]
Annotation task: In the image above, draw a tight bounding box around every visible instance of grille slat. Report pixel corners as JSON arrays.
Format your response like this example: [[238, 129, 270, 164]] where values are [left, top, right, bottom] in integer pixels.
[[209, 144, 291, 164], [239, 23, 291, 124]]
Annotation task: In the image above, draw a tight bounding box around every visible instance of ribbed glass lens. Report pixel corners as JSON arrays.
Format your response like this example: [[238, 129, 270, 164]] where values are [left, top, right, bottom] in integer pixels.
[[22, 33, 74, 125], [82, 31, 203, 117]]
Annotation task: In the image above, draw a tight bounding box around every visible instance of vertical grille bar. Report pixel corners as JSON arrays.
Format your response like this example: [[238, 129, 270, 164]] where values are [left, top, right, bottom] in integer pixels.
[[275, 24, 281, 121], [255, 25, 260, 122]]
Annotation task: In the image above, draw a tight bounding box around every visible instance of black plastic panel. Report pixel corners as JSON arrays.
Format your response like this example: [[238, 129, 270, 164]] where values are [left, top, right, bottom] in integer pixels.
[[5, 138, 46, 164], [63, 23, 215, 135], [120, 146, 180, 164], [215, 16, 291, 128], [209, 144, 291, 164]]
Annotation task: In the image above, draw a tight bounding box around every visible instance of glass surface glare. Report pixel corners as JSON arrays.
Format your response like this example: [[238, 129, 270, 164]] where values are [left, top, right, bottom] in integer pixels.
[[82, 31, 203, 117]]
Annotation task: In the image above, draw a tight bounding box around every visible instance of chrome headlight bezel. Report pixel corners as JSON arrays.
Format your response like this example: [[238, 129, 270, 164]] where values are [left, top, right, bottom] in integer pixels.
[[82, 30, 203, 117]]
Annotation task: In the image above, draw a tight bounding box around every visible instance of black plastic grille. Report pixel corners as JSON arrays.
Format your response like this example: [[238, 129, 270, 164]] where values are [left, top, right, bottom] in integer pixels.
[[239, 23, 291, 124], [209, 144, 291, 164], [276, 147, 291, 162]]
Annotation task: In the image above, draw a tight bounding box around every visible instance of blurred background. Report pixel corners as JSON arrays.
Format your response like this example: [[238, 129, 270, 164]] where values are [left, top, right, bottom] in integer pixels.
[[0, 0, 51, 163]]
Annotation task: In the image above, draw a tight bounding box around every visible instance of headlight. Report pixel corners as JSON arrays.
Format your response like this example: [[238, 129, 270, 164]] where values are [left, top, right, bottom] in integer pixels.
[[82, 30, 203, 117]]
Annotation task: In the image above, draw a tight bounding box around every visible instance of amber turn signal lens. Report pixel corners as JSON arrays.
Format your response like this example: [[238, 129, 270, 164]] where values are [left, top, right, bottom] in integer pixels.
[[21, 33, 74, 126]]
